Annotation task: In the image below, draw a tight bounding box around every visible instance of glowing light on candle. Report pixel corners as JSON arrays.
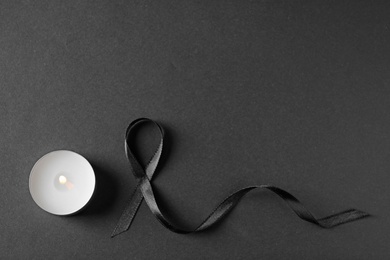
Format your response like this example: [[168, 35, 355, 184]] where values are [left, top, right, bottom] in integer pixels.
[[58, 175, 74, 190], [59, 175, 67, 184]]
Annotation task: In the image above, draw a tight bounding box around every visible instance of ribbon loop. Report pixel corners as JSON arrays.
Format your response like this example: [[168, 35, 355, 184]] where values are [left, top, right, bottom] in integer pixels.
[[124, 118, 163, 180], [112, 118, 369, 237]]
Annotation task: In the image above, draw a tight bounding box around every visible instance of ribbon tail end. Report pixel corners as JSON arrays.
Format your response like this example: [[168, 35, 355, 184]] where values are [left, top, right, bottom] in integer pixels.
[[111, 228, 127, 238], [318, 209, 370, 228]]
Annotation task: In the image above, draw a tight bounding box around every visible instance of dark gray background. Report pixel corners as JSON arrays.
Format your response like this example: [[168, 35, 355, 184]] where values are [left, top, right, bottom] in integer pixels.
[[1, 0, 389, 259]]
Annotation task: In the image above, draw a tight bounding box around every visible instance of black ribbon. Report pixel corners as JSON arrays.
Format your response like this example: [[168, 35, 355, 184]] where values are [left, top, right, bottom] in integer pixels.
[[112, 118, 369, 237]]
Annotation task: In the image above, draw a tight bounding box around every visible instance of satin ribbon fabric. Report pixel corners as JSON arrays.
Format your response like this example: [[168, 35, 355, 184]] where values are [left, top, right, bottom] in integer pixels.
[[112, 118, 369, 237]]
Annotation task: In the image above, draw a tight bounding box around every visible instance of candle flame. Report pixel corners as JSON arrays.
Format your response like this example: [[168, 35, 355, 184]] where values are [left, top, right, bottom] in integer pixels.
[[59, 175, 67, 184], [59, 175, 74, 190]]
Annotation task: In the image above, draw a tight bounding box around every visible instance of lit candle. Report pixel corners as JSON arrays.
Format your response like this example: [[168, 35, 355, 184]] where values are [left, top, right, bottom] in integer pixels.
[[29, 150, 95, 215]]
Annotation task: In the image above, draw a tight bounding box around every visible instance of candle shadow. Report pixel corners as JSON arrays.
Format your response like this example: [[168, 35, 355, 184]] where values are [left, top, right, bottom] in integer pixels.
[[78, 162, 119, 216]]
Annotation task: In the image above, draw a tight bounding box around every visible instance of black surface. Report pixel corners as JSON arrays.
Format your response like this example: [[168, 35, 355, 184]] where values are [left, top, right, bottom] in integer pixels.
[[1, 1, 389, 259]]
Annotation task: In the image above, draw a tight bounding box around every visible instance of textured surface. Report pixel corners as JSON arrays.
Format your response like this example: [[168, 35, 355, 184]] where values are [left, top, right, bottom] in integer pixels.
[[1, 1, 389, 259]]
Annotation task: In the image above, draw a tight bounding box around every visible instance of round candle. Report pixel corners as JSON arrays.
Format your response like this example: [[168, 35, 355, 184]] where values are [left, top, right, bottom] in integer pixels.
[[29, 150, 95, 215]]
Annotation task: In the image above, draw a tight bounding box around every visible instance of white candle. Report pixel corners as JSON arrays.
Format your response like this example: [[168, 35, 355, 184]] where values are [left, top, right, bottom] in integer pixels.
[[29, 150, 95, 215]]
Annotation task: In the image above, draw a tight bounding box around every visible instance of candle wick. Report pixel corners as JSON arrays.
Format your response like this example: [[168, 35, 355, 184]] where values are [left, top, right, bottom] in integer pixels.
[[65, 181, 74, 190]]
